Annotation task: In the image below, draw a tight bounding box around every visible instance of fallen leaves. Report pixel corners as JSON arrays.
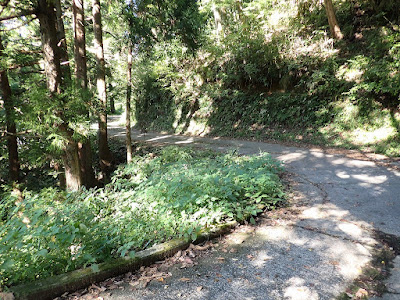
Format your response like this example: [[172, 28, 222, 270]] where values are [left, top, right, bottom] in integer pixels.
[[179, 277, 191, 282], [56, 242, 214, 299], [346, 288, 369, 299], [89, 284, 107, 293], [355, 288, 368, 299], [329, 260, 340, 266]]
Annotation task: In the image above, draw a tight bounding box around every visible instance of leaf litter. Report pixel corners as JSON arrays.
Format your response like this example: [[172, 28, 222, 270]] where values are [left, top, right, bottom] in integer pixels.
[[57, 242, 214, 299]]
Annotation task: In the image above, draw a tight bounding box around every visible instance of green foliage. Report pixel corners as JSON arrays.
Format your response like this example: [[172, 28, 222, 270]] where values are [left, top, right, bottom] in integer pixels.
[[129, 0, 399, 156], [0, 146, 284, 287], [126, 0, 205, 50]]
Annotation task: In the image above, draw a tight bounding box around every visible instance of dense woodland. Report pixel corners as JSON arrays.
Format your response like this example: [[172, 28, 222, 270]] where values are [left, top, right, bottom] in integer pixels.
[[0, 0, 399, 291]]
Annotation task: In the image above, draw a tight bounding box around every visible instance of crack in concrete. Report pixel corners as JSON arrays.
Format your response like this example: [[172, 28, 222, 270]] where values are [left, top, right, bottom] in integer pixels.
[[286, 171, 330, 204], [292, 224, 374, 247], [387, 291, 400, 295]]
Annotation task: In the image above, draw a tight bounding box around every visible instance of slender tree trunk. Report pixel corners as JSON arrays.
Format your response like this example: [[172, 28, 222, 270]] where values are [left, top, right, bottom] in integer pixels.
[[73, 0, 96, 187], [73, 0, 87, 88], [37, 0, 82, 191], [93, 0, 112, 176], [54, 0, 70, 187], [212, 3, 223, 41], [324, 0, 343, 40], [126, 44, 133, 163], [55, 0, 71, 82], [0, 36, 20, 183], [109, 91, 116, 114]]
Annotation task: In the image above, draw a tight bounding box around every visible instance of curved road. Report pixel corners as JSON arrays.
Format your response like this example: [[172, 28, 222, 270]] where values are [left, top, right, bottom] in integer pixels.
[[99, 119, 400, 300]]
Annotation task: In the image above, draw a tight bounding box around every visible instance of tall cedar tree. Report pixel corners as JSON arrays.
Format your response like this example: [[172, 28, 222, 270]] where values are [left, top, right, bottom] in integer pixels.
[[54, 0, 70, 188], [55, 0, 71, 82], [125, 42, 133, 163], [92, 0, 113, 175], [37, 0, 83, 190], [0, 35, 20, 183], [73, 0, 96, 187]]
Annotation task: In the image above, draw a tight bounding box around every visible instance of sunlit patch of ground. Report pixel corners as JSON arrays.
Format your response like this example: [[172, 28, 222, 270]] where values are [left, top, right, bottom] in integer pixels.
[[339, 127, 397, 146]]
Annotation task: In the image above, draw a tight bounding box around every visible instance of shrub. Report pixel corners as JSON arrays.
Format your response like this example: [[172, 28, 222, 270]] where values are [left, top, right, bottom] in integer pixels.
[[0, 146, 285, 287]]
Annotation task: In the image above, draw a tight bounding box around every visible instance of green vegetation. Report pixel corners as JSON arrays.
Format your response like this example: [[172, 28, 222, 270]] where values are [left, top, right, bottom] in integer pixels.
[[0, 0, 398, 292], [130, 0, 400, 156], [0, 146, 284, 287]]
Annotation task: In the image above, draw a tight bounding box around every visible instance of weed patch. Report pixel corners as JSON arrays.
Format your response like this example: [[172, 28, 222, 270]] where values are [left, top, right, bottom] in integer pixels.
[[0, 146, 284, 288]]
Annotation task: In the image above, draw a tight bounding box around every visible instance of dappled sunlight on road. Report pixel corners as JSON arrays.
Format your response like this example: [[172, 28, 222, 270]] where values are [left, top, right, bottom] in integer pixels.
[[351, 173, 387, 184], [299, 203, 376, 244], [174, 137, 195, 144], [301, 204, 349, 220], [331, 157, 375, 167], [100, 123, 400, 300], [242, 222, 372, 280], [146, 135, 174, 142], [276, 152, 307, 163], [283, 277, 319, 300]]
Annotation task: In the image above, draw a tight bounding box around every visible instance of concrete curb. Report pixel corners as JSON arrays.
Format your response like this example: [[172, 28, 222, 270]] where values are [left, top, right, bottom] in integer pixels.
[[10, 220, 237, 300]]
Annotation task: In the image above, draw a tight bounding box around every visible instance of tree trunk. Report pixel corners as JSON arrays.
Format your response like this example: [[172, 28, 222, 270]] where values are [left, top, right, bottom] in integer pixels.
[[73, 0, 96, 188], [55, 0, 71, 82], [37, 0, 82, 191], [109, 93, 116, 113], [73, 0, 87, 89], [212, 3, 223, 41], [93, 0, 112, 177], [324, 0, 343, 40], [0, 36, 20, 183], [37, 0, 62, 94], [54, 0, 73, 187], [126, 43, 133, 163], [60, 123, 82, 191]]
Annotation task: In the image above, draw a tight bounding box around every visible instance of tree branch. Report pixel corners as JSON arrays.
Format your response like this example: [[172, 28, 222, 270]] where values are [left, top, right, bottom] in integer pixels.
[[7, 60, 41, 70], [0, 9, 36, 21], [104, 30, 118, 39], [0, 15, 37, 31], [0, 130, 42, 139]]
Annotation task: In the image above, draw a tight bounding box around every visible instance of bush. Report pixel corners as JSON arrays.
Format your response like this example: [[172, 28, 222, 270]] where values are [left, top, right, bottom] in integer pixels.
[[0, 146, 285, 287]]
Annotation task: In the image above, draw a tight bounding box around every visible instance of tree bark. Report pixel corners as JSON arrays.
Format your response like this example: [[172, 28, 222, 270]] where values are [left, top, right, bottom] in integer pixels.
[[93, 0, 112, 176], [126, 43, 133, 163], [73, 0, 96, 188], [0, 35, 20, 183], [73, 0, 87, 89], [212, 3, 223, 41], [109, 93, 116, 113], [55, 0, 71, 81], [324, 0, 343, 40], [37, 0, 82, 191]]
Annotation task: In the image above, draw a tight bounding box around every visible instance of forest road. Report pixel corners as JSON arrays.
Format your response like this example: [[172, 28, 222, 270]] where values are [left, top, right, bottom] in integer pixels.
[[103, 121, 400, 300]]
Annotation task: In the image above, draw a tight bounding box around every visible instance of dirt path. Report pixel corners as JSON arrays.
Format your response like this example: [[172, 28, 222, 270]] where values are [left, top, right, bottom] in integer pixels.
[[95, 119, 400, 300]]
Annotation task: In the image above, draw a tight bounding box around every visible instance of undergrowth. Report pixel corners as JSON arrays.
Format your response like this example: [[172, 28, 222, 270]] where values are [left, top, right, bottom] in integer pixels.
[[0, 146, 284, 288], [131, 0, 400, 157]]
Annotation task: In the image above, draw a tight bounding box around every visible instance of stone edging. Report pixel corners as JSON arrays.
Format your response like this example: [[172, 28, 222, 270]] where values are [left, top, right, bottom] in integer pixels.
[[10, 220, 237, 300]]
